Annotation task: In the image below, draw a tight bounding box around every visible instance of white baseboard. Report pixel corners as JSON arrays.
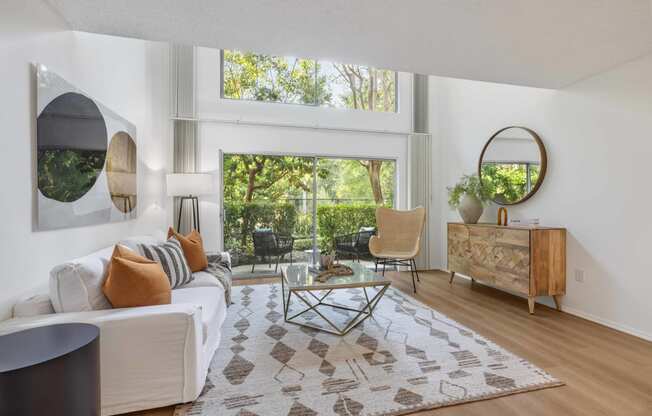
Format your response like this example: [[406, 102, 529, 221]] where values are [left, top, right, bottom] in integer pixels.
[[438, 269, 652, 343], [560, 306, 652, 343]]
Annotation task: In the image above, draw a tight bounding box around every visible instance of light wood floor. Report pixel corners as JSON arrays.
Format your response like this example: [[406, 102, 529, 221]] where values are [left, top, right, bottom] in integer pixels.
[[125, 271, 652, 416]]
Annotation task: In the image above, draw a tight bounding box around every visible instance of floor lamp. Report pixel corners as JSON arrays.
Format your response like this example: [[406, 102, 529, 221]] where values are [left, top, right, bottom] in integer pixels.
[[166, 173, 212, 233]]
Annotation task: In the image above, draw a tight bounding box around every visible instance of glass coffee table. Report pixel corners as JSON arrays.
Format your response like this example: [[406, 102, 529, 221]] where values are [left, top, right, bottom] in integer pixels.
[[280, 262, 391, 336]]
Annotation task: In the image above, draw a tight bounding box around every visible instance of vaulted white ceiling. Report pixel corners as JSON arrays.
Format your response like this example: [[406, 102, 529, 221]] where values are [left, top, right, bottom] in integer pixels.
[[47, 0, 652, 88]]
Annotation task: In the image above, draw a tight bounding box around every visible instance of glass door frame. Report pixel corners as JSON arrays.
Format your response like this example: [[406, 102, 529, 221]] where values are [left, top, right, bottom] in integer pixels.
[[218, 150, 399, 266]]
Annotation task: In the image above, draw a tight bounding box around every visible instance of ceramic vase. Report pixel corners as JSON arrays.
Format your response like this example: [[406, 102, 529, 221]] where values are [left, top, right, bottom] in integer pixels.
[[458, 194, 483, 224], [320, 254, 335, 270]]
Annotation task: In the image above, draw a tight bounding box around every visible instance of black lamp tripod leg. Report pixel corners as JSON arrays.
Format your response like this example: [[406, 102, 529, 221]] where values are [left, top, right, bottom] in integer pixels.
[[194, 197, 200, 232], [177, 198, 184, 231], [176, 196, 201, 232]]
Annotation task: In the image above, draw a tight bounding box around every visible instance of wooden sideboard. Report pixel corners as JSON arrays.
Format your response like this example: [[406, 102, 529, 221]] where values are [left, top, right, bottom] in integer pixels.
[[447, 222, 566, 314]]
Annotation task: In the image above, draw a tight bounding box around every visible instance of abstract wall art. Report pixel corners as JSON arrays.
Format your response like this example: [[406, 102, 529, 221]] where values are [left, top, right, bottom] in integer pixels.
[[36, 64, 138, 230]]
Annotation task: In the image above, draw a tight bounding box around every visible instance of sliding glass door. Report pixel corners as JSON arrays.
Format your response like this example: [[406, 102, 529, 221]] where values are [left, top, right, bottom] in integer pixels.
[[315, 158, 395, 262], [222, 153, 396, 278]]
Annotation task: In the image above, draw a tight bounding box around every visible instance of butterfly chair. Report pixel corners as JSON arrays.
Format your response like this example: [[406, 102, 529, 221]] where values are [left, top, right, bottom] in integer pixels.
[[369, 207, 426, 293]]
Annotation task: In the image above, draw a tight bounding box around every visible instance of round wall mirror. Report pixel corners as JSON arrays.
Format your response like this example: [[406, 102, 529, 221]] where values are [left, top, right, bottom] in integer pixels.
[[478, 126, 547, 205]]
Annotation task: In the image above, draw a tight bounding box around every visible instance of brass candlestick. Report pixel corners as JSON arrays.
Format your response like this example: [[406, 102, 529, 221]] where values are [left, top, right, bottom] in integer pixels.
[[497, 207, 508, 226]]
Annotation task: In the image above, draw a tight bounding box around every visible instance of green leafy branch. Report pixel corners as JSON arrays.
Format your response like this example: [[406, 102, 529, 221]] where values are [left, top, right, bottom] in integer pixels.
[[447, 174, 494, 209]]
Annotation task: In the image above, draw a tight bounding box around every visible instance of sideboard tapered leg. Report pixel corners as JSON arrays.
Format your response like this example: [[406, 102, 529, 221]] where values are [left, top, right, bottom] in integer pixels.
[[552, 295, 561, 311]]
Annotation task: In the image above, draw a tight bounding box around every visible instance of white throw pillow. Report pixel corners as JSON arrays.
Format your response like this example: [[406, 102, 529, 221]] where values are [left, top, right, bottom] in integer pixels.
[[49, 246, 114, 313]]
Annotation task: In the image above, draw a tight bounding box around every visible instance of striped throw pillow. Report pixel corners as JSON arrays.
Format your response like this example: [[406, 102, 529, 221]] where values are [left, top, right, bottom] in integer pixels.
[[138, 237, 193, 288]]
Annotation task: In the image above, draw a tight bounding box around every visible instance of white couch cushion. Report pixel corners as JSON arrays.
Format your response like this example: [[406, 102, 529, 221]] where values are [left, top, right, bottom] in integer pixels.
[[172, 286, 224, 345], [49, 246, 114, 313], [13, 294, 55, 318], [181, 271, 224, 290]]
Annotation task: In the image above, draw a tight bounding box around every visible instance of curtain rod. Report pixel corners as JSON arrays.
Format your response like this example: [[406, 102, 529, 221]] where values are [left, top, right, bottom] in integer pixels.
[[170, 116, 426, 137]]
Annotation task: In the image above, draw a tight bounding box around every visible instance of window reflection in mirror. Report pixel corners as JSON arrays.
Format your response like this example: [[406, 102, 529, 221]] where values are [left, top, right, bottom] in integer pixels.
[[479, 127, 546, 205]]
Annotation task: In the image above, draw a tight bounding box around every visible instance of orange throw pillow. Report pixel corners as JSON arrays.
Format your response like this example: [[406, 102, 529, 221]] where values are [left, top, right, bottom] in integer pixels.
[[168, 227, 208, 272], [103, 245, 171, 308]]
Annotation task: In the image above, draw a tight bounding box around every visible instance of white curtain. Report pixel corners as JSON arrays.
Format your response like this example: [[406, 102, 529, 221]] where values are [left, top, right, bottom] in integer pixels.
[[170, 44, 199, 234], [170, 44, 195, 118], [408, 133, 432, 270]]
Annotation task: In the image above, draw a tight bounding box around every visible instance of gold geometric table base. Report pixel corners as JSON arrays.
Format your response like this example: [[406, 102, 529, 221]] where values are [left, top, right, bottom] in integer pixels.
[[281, 284, 390, 336]]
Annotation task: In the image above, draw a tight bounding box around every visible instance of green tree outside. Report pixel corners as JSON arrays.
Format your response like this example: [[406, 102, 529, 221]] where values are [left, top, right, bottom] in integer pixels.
[[222, 50, 331, 105], [480, 163, 540, 204]]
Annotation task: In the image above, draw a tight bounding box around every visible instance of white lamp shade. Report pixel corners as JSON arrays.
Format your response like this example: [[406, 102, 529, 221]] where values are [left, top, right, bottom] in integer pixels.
[[166, 173, 213, 196]]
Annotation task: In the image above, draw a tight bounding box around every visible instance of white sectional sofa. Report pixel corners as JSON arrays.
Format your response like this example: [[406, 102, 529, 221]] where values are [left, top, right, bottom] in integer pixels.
[[0, 236, 230, 416]]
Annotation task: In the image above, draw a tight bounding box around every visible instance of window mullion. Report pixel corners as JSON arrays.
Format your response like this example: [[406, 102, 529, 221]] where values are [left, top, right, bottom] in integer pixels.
[[314, 59, 319, 107]]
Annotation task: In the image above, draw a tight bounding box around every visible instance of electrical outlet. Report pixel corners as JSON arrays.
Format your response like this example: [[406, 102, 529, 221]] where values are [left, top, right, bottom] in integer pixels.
[[574, 269, 585, 283]]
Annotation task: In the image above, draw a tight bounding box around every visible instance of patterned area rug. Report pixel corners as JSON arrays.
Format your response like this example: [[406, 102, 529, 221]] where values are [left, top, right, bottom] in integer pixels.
[[175, 284, 562, 416]]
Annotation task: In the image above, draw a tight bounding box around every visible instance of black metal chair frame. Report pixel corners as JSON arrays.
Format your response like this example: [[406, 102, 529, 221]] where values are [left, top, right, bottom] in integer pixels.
[[374, 258, 420, 293], [251, 231, 295, 273], [334, 229, 376, 262]]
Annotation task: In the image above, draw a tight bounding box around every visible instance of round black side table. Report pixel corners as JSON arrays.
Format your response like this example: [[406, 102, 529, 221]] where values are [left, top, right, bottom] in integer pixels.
[[0, 323, 100, 416]]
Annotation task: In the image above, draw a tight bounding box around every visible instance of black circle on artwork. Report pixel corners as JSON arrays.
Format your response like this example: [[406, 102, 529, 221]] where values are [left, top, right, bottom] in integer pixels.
[[37, 92, 107, 202]]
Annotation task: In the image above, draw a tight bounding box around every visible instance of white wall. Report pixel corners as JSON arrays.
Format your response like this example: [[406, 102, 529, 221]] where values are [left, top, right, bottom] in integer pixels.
[[0, 0, 171, 320], [193, 47, 412, 253], [430, 54, 652, 341]]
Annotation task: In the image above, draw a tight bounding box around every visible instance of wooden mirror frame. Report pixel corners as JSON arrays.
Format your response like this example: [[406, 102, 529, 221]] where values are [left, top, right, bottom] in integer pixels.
[[478, 126, 548, 206]]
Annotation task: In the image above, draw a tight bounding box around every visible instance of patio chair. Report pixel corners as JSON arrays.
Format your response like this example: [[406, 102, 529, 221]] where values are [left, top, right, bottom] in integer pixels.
[[251, 229, 295, 273], [334, 227, 376, 262], [369, 207, 426, 293]]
